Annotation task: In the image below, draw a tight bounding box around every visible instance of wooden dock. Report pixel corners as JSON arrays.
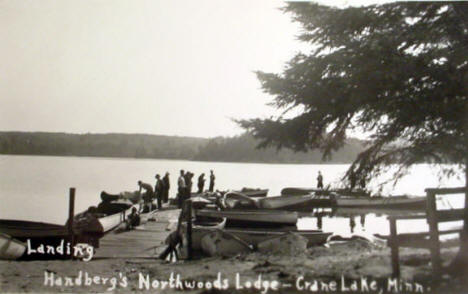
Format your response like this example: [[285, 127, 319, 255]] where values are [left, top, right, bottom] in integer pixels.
[[93, 208, 181, 259]]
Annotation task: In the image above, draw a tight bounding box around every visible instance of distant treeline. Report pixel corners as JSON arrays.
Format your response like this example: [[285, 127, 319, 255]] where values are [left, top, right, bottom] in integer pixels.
[[0, 132, 365, 163], [193, 134, 364, 164], [0, 132, 207, 159]]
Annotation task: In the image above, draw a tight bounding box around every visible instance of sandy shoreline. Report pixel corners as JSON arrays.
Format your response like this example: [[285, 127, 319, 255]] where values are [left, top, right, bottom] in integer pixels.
[[1, 209, 465, 293], [1, 241, 463, 293]]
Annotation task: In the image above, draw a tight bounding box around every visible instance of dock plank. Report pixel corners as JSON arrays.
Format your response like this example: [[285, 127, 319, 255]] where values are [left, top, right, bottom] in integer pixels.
[[94, 208, 180, 259]]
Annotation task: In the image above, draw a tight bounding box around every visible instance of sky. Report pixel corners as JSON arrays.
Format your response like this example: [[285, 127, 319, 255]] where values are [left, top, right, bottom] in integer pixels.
[[0, 0, 389, 138]]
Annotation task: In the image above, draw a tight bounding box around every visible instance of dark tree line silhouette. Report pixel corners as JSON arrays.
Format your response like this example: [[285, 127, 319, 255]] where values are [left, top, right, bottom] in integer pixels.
[[0, 131, 365, 164]]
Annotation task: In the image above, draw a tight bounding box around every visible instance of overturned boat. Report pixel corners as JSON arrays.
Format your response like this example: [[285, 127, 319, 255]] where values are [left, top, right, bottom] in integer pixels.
[[0, 233, 26, 260]]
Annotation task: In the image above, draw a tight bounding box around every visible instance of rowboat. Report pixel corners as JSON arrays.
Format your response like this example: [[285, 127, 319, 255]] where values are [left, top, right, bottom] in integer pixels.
[[335, 195, 426, 209], [237, 188, 268, 197], [200, 230, 253, 257], [0, 220, 72, 239], [0, 233, 26, 260], [224, 192, 329, 210], [92, 201, 140, 233], [281, 187, 426, 210], [223, 228, 332, 247], [195, 209, 298, 227], [223, 192, 257, 209], [179, 218, 227, 250], [257, 194, 329, 210], [74, 200, 141, 234], [0, 219, 87, 259]]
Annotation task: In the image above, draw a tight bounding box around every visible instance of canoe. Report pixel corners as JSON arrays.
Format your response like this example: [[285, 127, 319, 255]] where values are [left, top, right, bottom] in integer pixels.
[[335, 195, 426, 209], [195, 209, 298, 227], [0, 233, 26, 260], [179, 218, 227, 250], [223, 228, 332, 247]]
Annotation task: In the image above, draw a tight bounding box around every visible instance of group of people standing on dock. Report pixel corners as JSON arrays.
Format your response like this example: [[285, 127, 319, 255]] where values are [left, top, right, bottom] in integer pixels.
[[137, 172, 170, 209], [177, 169, 215, 208], [137, 169, 216, 209]]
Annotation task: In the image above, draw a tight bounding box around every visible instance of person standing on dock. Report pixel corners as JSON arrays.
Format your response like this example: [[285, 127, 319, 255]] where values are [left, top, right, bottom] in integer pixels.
[[162, 172, 170, 203], [138, 180, 154, 205], [177, 170, 186, 208], [154, 174, 163, 209], [209, 170, 215, 192], [317, 171, 324, 189], [197, 173, 205, 193], [185, 172, 193, 198]]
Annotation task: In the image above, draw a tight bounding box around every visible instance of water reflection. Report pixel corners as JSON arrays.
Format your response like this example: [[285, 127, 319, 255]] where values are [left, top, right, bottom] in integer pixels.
[[360, 214, 366, 230], [349, 217, 356, 233], [297, 207, 429, 237]]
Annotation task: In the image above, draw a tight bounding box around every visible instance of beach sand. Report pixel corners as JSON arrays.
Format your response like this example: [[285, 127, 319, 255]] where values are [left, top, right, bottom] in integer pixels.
[[0, 209, 464, 293]]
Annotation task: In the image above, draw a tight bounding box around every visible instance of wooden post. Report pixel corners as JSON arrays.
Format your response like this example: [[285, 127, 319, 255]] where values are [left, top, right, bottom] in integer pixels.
[[67, 188, 76, 259], [426, 190, 441, 278], [186, 200, 193, 260], [389, 217, 400, 278]]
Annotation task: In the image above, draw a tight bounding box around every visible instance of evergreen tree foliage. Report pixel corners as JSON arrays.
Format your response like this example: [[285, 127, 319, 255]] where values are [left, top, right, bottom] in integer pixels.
[[239, 1, 468, 276], [239, 2, 467, 183]]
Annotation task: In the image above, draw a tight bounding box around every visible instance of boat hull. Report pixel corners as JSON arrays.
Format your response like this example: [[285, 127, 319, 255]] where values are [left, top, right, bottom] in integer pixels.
[[258, 194, 332, 210], [0, 220, 92, 259], [180, 219, 226, 250], [224, 228, 332, 247], [0, 234, 26, 260], [336, 196, 426, 209], [74, 201, 140, 234], [195, 209, 298, 227], [200, 230, 252, 257], [281, 187, 369, 197]]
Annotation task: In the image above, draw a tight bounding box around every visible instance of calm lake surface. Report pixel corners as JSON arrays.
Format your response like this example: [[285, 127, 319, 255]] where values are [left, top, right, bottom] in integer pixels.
[[0, 154, 464, 238]]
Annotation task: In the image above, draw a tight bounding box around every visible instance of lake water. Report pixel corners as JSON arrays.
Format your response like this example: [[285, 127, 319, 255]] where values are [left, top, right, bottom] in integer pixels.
[[0, 154, 465, 238]]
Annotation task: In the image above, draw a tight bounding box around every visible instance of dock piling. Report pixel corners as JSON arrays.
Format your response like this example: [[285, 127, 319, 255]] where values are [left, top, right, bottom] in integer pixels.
[[186, 200, 193, 260], [67, 187, 76, 259]]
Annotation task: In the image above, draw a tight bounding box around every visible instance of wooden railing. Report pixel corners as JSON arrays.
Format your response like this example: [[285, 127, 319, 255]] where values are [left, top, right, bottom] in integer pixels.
[[389, 187, 467, 278]]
